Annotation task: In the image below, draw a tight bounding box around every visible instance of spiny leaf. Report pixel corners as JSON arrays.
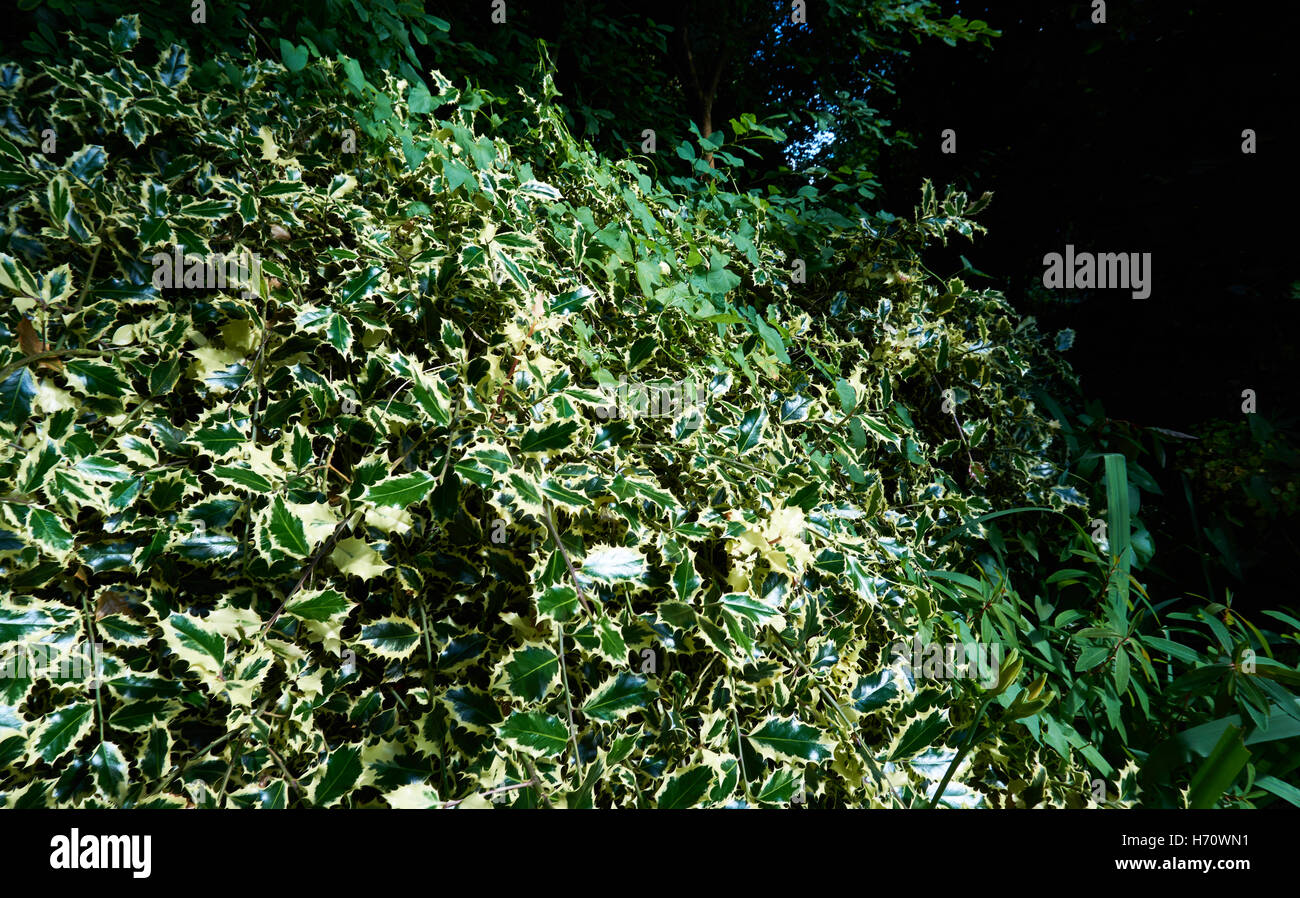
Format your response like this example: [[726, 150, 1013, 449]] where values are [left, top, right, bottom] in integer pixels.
[[580, 545, 646, 583], [267, 495, 311, 556], [655, 765, 716, 809], [312, 745, 362, 807], [747, 718, 832, 763], [497, 711, 568, 757], [357, 616, 421, 659], [363, 472, 438, 507], [34, 704, 94, 764], [582, 672, 652, 721]]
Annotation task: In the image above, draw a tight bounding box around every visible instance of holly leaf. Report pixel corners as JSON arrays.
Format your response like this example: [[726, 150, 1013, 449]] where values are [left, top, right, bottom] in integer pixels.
[[331, 537, 391, 580], [497, 711, 568, 757], [747, 718, 831, 763]]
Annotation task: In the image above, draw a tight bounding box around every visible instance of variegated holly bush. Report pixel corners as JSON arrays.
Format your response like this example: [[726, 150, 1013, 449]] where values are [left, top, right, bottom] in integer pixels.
[[0, 17, 1220, 808]]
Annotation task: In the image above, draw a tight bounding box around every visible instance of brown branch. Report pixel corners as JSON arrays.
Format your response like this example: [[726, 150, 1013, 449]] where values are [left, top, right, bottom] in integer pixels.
[[680, 20, 728, 168], [0, 348, 105, 384], [493, 303, 545, 423], [261, 510, 359, 634], [705, 51, 726, 132], [326, 461, 352, 484], [542, 502, 593, 616], [701, 51, 727, 168], [682, 25, 705, 104], [439, 779, 539, 809], [520, 756, 556, 809]]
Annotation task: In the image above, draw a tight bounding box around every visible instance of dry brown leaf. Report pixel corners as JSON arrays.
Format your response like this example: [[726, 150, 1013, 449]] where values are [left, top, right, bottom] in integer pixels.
[[96, 589, 135, 619], [16, 316, 41, 355], [16, 316, 64, 372]]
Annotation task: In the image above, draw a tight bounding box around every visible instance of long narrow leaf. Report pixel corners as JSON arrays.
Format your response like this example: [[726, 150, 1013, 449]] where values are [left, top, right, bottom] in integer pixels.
[[1186, 724, 1250, 809], [1103, 453, 1131, 621]]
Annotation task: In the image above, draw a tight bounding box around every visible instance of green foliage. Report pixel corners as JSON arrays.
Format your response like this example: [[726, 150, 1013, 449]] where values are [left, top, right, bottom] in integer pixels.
[[0, 18, 1295, 810], [426, 1, 996, 176], [939, 394, 1300, 807], [1173, 414, 1300, 586]]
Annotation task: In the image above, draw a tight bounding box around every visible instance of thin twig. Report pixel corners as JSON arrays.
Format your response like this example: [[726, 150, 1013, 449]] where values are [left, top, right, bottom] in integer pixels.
[[439, 779, 539, 809], [541, 502, 593, 616], [730, 675, 753, 805], [261, 509, 361, 633], [556, 623, 583, 788], [54, 243, 102, 350], [519, 756, 556, 809], [156, 725, 248, 794], [0, 348, 105, 384], [769, 628, 887, 789], [262, 740, 305, 794]]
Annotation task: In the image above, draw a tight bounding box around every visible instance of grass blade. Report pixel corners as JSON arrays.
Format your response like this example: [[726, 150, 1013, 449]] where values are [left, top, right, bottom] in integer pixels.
[[1104, 453, 1131, 619]]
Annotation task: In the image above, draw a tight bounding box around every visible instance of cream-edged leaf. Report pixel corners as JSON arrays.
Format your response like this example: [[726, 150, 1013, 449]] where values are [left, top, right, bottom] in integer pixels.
[[331, 537, 391, 580], [357, 615, 421, 659]]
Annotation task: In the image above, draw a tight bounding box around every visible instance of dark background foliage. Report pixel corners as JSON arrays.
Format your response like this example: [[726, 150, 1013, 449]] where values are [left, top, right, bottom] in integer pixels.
[[877, 0, 1300, 429], [873, 0, 1300, 607]]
